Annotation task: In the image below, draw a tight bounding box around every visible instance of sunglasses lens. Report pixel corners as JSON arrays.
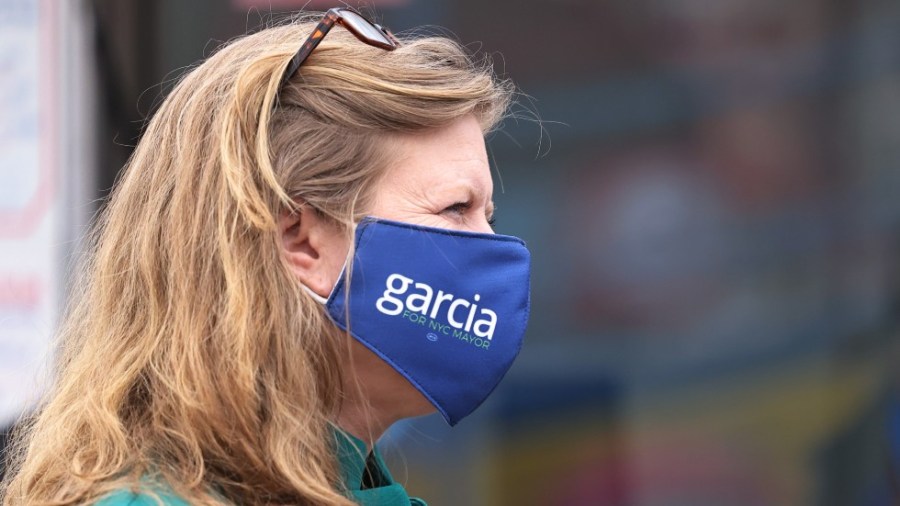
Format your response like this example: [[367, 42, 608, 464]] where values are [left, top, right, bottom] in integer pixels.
[[339, 9, 394, 46]]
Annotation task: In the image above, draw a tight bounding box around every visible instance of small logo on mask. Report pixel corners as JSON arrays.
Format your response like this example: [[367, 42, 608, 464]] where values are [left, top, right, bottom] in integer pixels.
[[375, 273, 497, 350], [426, 332, 439, 342]]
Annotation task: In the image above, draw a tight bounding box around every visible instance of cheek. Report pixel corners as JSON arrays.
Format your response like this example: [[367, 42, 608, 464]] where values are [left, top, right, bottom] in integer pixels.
[[321, 232, 352, 289], [366, 202, 455, 230], [366, 187, 446, 227], [365, 188, 478, 231]]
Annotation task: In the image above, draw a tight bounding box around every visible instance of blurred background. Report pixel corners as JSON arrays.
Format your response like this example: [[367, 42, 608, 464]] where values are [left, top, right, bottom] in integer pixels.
[[2, 0, 900, 504]]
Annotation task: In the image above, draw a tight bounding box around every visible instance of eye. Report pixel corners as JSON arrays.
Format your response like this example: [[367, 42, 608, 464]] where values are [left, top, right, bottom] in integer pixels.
[[442, 201, 471, 216], [441, 200, 495, 230]]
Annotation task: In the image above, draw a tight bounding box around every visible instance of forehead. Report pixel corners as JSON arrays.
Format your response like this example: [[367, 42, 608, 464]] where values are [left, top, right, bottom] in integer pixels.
[[377, 115, 493, 199]]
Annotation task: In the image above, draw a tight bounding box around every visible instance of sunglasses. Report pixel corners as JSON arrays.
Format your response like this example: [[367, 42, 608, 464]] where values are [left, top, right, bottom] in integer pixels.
[[278, 7, 400, 91]]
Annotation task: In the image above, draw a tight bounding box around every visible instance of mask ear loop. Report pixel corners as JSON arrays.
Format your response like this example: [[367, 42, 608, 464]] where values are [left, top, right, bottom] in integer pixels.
[[302, 284, 329, 305], [300, 217, 358, 306]]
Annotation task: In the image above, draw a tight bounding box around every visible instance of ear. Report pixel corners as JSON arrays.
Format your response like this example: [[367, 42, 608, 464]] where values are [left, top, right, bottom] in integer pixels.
[[279, 206, 349, 298]]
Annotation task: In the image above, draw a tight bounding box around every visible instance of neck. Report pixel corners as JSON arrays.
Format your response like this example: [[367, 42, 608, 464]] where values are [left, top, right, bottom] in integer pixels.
[[332, 338, 404, 450], [334, 338, 435, 450], [334, 398, 393, 451]]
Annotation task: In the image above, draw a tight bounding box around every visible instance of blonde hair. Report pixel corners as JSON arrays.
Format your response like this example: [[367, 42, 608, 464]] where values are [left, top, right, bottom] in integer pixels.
[[2, 14, 512, 506]]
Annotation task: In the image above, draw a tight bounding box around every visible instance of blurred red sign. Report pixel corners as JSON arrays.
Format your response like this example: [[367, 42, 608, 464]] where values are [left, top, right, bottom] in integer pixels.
[[232, 0, 410, 9]]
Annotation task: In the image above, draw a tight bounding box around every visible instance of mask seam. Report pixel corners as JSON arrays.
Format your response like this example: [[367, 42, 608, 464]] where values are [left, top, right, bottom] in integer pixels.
[[440, 256, 531, 422]]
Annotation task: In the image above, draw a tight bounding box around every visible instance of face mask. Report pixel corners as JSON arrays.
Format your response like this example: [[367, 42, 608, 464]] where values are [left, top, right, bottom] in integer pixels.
[[306, 217, 531, 426]]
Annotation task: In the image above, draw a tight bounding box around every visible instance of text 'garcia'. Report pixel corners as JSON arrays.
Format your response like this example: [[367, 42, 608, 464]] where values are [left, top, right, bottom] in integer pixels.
[[376, 273, 498, 340]]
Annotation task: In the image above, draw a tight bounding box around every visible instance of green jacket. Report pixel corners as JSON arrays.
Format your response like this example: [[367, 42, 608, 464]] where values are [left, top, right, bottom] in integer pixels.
[[94, 430, 425, 506]]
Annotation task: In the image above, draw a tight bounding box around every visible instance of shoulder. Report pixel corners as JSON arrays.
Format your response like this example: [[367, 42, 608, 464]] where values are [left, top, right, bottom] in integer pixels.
[[94, 489, 190, 506]]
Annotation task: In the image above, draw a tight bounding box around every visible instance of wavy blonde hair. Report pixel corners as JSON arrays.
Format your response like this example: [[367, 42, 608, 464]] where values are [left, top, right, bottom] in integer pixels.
[[2, 13, 512, 506]]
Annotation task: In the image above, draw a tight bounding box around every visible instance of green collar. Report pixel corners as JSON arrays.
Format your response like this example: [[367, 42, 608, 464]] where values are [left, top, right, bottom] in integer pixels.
[[97, 430, 425, 506], [332, 427, 426, 506]]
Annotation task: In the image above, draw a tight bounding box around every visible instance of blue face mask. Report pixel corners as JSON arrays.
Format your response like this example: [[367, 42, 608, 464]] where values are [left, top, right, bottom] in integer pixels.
[[307, 217, 531, 426]]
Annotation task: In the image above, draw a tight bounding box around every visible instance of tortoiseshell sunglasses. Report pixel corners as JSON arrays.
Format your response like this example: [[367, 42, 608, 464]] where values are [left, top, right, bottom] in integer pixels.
[[278, 7, 400, 90]]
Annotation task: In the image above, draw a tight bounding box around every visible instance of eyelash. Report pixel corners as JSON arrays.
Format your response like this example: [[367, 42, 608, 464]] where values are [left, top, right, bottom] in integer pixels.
[[443, 202, 470, 215], [443, 202, 496, 228]]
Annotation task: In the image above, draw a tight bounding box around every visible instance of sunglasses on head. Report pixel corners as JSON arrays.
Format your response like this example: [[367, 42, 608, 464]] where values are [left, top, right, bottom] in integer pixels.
[[278, 7, 400, 91]]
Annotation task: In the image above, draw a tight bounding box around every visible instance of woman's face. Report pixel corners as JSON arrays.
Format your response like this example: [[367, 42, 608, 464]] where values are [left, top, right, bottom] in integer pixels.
[[279, 113, 497, 425]]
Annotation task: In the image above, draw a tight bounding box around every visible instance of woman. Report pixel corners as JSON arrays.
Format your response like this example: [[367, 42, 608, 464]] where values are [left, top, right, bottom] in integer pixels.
[[2, 8, 530, 506]]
